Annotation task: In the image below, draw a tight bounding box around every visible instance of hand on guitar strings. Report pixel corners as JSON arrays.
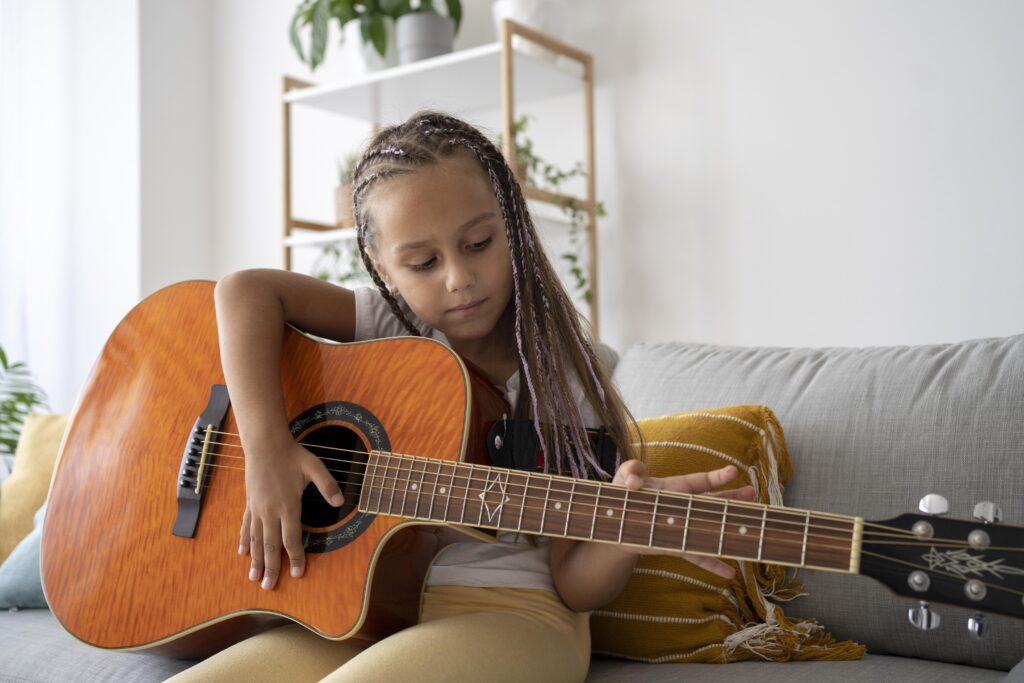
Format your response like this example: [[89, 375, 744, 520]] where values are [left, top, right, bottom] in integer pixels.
[[238, 439, 345, 590], [613, 461, 757, 579]]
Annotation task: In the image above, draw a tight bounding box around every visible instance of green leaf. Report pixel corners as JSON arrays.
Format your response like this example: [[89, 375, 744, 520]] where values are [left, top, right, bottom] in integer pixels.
[[289, 10, 307, 62], [367, 14, 387, 58], [309, 0, 331, 71], [445, 0, 461, 33], [379, 0, 411, 18]]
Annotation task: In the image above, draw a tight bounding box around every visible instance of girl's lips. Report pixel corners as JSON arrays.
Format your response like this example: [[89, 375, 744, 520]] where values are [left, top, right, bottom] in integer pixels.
[[449, 299, 486, 315]]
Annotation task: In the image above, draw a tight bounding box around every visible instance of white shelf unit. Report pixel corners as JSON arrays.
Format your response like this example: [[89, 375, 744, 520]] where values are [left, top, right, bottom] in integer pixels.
[[282, 19, 599, 331]]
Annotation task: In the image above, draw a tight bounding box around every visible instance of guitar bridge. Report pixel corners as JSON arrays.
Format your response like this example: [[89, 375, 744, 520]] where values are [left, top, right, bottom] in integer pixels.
[[172, 384, 230, 538]]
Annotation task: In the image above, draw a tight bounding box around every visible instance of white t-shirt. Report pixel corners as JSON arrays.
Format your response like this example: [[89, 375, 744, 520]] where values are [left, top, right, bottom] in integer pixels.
[[352, 287, 601, 592]]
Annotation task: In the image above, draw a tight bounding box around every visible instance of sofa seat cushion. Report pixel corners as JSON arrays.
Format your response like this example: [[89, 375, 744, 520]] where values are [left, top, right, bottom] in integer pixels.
[[0, 608, 198, 681], [612, 335, 1024, 671]]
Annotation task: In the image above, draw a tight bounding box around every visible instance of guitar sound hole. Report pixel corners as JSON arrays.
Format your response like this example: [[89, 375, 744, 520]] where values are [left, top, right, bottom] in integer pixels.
[[298, 425, 368, 528]]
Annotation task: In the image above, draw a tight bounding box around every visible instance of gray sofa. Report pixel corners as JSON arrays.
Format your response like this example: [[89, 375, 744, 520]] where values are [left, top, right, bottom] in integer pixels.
[[2, 334, 1023, 681]]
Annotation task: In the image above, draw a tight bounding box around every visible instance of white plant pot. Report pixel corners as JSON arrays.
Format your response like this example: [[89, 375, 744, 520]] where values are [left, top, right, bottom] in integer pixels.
[[395, 13, 455, 65], [339, 17, 397, 75], [492, 0, 564, 61]]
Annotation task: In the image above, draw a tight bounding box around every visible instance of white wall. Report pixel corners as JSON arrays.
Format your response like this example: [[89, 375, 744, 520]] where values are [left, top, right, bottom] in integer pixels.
[[139, 0, 214, 297], [0, 0, 140, 414], [6, 0, 1024, 412], [570, 0, 1024, 349], [206, 0, 1024, 353]]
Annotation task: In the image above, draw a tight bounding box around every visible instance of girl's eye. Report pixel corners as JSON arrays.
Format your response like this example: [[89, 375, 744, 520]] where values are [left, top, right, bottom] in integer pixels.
[[468, 237, 492, 251], [410, 257, 436, 272]]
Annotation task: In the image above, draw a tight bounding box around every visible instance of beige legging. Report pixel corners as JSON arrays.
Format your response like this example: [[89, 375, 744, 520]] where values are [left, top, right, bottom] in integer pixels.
[[165, 585, 591, 683]]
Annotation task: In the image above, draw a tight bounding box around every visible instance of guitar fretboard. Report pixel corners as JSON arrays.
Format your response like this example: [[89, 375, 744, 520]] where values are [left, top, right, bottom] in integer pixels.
[[358, 451, 861, 573]]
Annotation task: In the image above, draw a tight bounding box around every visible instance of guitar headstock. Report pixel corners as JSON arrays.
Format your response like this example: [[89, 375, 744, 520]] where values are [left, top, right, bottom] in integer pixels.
[[861, 496, 1024, 633]]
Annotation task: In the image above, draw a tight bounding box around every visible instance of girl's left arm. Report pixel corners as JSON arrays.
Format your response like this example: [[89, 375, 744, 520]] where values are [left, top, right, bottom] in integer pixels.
[[549, 462, 756, 612]]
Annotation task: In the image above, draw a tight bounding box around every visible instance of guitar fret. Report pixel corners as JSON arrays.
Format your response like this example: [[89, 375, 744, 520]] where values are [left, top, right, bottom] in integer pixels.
[[757, 506, 768, 561], [681, 497, 692, 551], [590, 482, 602, 540], [426, 459, 441, 521], [718, 500, 729, 555], [540, 477, 552, 534], [460, 464, 472, 525], [363, 451, 378, 512], [386, 454, 400, 515], [618, 488, 629, 544], [801, 510, 811, 567], [398, 457, 410, 517], [649, 490, 661, 547], [517, 472, 529, 532], [444, 462, 456, 522], [411, 458, 426, 519], [564, 479, 576, 537], [476, 468, 486, 526]]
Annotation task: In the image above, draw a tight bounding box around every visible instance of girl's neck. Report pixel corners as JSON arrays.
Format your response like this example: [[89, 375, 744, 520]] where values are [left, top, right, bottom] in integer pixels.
[[448, 303, 518, 387]]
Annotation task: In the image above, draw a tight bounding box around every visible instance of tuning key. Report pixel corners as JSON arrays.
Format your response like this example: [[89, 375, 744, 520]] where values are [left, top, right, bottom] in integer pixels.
[[918, 494, 950, 516], [908, 601, 941, 630], [967, 614, 988, 640], [972, 501, 1003, 524]]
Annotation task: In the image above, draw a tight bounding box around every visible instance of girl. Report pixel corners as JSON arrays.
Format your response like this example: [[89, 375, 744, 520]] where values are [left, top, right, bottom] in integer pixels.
[[173, 111, 753, 682]]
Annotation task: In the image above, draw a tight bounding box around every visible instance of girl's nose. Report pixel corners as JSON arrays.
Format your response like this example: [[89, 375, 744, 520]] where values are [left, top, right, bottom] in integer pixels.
[[445, 259, 474, 293]]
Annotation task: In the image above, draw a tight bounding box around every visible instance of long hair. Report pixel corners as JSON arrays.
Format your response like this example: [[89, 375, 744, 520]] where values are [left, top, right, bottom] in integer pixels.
[[352, 111, 637, 478]]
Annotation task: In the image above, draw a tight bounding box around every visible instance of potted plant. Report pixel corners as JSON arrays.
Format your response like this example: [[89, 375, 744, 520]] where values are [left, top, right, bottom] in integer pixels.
[[335, 151, 360, 228], [395, 0, 463, 65], [0, 345, 48, 474], [498, 116, 605, 304], [289, 0, 410, 73], [492, 0, 564, 60]]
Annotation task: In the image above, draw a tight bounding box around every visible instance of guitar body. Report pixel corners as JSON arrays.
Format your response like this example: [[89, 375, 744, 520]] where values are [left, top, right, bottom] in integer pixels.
[[41, 281, 508, 657]]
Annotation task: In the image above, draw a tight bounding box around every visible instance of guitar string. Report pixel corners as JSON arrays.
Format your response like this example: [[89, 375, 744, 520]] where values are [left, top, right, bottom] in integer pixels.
[[190, 459, 857, 556], [859, 549, 1024, 599], [198, 431, 864, 532], [188, 452, 1017, 562], [194, 447, 861, 544], [195, 436, 1012, 549]]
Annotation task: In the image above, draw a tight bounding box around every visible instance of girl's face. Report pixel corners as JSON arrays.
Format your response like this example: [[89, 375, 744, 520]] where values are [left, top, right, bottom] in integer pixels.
[[368, 153, 514, 351]]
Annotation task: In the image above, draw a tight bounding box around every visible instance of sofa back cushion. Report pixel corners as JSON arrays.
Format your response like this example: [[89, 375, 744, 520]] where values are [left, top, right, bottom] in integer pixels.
[[612, 334, 1024, 671]]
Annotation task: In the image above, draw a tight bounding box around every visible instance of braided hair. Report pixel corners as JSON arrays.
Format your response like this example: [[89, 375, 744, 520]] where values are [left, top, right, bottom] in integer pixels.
[[352, 111, 637, 478]]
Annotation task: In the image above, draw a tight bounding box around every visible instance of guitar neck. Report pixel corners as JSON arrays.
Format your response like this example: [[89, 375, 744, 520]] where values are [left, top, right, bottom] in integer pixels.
[[358, 452, 862, 574]]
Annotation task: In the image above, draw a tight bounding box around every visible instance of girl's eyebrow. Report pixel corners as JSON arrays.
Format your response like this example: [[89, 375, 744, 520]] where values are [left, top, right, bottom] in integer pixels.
[[392, 212, 497, 254]]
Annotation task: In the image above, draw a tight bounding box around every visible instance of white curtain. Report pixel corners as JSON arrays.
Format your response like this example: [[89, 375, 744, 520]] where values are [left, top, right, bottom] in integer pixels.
[[0, 0, 76, 413]]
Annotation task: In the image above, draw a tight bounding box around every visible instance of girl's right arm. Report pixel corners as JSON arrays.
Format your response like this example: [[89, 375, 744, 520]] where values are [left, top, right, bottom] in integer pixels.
[[214, 268, 358, 590]]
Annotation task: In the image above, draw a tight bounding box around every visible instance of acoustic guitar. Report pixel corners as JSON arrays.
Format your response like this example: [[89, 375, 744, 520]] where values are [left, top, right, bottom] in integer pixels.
[[41, 281, 1024, 658]]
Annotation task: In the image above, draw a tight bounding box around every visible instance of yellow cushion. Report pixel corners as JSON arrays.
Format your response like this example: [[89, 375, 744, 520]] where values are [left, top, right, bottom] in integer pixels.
[[590, 405, 864, 663], [0, 413, 67, 564]]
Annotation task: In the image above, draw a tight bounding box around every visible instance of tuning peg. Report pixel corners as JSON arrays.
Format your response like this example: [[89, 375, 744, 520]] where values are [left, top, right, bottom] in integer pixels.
[[918, 494, 949, 516], [968, 614, 988, 640], [972, 501, 1003, 524], [908, 601, 941, 630]]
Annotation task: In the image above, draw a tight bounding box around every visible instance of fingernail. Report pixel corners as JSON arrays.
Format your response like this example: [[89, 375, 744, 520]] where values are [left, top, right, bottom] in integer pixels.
[[249, 568, 259, 581], [291, 566, 303, 578], [238, 545, 246, 555], [331, 493, 344, 506], [261, 577, 273, 590]]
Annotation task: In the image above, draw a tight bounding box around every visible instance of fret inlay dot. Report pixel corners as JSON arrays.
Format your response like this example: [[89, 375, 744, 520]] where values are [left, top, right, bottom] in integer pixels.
[[439, 487, 447, 494], [739, 525, 748, 535], [554, 502, 562, 510], [667, 517, 675, 525], [606, 509, 614, 517], [411, 484, 418, 491]]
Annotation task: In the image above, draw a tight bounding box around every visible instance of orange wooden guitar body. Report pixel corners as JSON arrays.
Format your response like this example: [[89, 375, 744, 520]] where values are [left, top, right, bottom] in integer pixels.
[[40, 281, 507, 657]]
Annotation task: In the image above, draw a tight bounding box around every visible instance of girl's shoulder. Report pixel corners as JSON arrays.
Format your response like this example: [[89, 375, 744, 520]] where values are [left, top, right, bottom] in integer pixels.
[[352, 287, 445, 343]]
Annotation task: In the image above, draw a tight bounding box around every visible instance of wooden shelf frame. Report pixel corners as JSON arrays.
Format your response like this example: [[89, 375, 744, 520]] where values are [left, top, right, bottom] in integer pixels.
[[283, 19, 599, 332]]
